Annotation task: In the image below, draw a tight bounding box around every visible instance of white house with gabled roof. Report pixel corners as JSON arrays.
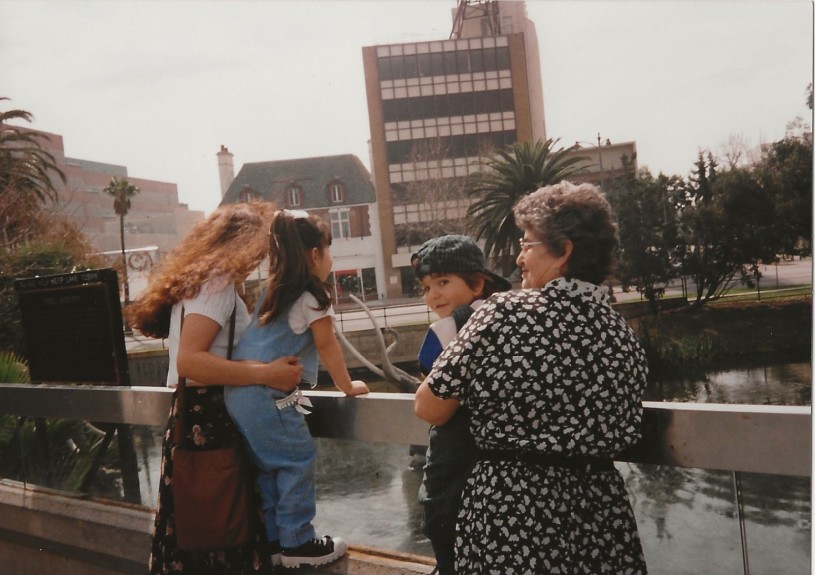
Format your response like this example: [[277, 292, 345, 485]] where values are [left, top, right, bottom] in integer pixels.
[[218, 147, 387, 303]]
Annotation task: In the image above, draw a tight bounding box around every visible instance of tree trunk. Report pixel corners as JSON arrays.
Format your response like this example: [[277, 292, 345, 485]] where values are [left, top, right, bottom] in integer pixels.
[[119, 213, 129, 304]]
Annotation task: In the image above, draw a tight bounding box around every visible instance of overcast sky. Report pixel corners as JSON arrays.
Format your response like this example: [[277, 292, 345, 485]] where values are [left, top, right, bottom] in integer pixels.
[[1, 0, 812, 215]]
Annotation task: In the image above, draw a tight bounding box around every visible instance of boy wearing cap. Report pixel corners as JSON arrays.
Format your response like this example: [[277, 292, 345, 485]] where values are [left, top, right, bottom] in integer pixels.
[[411, 235, 511, 575]]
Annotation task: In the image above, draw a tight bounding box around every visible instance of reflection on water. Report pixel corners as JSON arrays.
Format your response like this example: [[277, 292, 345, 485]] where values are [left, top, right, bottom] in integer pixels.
[[311, 361, 811, 575], [314, 439, 429, 555], [645, 360, 812, 405], [623, 465, 810, 574]]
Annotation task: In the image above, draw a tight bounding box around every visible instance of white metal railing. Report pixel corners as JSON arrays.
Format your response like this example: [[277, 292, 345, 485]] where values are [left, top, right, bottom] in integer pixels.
[[333, 300, 434, 332], [0, 384, 809, 476]]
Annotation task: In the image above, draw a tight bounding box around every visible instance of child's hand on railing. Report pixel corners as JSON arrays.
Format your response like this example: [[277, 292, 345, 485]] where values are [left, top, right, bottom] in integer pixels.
[[345, 380, 370, 397]]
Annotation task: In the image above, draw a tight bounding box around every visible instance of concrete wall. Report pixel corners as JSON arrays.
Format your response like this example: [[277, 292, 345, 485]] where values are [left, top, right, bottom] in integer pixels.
[[0, 480, 434, 575], [127, 299, 680, 388], [0, 482, 151, 575], [128, 322, 430, 388]]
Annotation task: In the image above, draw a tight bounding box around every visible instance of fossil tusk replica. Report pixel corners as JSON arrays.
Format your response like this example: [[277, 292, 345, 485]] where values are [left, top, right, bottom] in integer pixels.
[[335, 295, 421, 393]]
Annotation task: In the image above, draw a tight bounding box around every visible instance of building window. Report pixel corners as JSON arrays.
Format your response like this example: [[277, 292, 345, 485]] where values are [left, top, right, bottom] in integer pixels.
[[334, 270, 361, 303], [240, 188, 259, 203], [361, 268, 377, 300], [382, 88, 514, 123], [377, 45, 510, 82], [330, 209, 351, 239], [328, 182, 345, 203], [386, 129, 517, 165], [288, 185, 302, 207]]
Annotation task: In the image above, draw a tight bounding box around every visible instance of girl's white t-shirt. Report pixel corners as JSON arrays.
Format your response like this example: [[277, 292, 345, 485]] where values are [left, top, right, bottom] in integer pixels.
[[286, 291, 335, 334], [165, 278, 250, 388]]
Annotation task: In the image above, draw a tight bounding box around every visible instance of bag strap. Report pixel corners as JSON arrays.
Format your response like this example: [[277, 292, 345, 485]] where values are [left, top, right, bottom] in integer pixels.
[[173, 296, 237, 447]]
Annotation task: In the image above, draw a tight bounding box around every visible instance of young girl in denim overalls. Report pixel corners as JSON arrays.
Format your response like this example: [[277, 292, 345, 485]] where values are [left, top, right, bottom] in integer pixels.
[[225, 210, 368, 569]]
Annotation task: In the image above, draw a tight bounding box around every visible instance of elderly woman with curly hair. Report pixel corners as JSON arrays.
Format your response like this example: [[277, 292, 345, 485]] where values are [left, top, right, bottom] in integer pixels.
[[415, 181, 649, 574]]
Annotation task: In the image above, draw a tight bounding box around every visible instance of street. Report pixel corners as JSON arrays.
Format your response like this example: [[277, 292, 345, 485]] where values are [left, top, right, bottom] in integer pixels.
[[611, 257, 812, 303], [334, 258, 812, 333]]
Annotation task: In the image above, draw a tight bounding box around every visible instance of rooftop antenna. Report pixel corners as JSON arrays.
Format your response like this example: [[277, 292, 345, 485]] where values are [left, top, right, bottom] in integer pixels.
[[450, 0, 501, 39]]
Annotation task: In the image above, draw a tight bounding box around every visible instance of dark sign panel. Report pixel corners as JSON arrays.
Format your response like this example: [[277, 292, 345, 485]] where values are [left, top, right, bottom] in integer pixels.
[[14, 268, 130, 385]]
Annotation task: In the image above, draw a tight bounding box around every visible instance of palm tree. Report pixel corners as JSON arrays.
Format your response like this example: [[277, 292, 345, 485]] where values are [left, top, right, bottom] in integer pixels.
[[102, 177, 139, 303], [0, 97, 65, 203], [466, 138, 588, 273]]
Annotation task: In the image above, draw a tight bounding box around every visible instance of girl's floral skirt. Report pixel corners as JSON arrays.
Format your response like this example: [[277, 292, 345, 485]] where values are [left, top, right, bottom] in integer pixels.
[[148, 385, 274, 574]]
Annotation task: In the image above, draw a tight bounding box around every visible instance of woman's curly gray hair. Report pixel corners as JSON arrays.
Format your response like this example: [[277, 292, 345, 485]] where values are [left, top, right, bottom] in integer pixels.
[[513, 181, 618, 285]]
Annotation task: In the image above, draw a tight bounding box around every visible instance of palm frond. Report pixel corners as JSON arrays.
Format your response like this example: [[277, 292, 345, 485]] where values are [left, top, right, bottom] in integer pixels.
[[102, 177, 140, 217], [465, 138, 590, 270], [0, 119, 65, 203], [0, 351, 30, 383]]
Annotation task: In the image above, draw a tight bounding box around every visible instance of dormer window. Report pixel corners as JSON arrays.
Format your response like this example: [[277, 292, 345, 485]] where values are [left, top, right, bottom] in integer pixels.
[[288, 185, 302, 207], [328, 181, 345, 203], [240, 188, 259, 203]]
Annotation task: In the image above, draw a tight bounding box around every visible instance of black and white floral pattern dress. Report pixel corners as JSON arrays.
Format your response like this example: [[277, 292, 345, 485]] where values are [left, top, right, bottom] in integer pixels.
[[424, 278, 649, 575]]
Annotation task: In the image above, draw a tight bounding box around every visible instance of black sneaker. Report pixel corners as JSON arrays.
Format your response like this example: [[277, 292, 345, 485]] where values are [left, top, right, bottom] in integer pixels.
[[281, 535, 348, 568]]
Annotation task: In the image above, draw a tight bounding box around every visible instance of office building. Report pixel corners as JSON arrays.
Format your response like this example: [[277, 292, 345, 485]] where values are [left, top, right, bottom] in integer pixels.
[[22, 127, 204, 297], [363, 0, 545, 298]]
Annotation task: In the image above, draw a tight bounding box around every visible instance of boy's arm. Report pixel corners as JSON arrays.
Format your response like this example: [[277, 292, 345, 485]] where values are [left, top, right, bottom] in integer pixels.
[[311, 315, 369, 396], [452, 304, 474, 331]]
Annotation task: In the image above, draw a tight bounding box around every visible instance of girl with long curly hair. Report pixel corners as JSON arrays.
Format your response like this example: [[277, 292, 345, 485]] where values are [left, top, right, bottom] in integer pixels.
[[128, 201, 303, 574]]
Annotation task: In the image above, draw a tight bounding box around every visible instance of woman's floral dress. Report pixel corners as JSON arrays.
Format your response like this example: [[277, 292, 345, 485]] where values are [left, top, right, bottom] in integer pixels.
[[424, 278, 649, 575]]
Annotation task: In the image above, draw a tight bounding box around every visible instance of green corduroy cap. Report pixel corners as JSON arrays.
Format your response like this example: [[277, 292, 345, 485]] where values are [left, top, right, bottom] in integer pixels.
[[411, 235, 512, 291]]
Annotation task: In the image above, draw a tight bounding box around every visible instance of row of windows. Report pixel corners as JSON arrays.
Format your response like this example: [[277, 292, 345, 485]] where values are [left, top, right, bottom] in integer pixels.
[[394, 223, 449, 251], [390, 178, 466, 204], [386, 130, 517, 165], [377, 46, 511, 81], [239, 182, 346, 207], [389, 161, 481, 185], [382, 88, 514, 124], [387, 116, 516, 146]]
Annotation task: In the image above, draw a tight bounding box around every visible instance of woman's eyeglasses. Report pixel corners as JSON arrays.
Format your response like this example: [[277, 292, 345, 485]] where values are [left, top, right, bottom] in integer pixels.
[[519, 239, 544, 252]]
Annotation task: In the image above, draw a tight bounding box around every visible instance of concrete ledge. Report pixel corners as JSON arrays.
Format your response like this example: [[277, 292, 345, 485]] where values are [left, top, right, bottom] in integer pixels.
[[0, 480, 436, 575], [0, 481, 150, 575], [297, 546, 436, 574]]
